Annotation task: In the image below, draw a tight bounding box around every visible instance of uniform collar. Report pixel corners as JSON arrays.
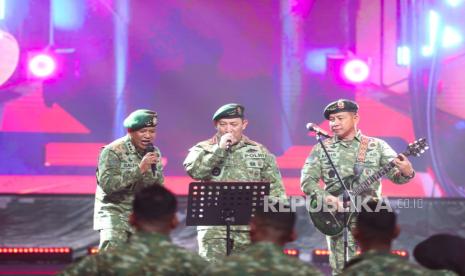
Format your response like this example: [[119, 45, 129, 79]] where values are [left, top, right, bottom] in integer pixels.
[[125, 135, 144, 156], [356, 249, 396, 259], [130, 231, 170, 244], [239, 135, 254, 146]]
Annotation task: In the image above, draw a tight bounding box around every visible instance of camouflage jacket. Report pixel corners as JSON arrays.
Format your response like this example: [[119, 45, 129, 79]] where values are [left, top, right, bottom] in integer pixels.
[[342, 250, 434, 275], [183, 135, 287, 232], [59, 231, 207, 276], [301, 131, 411, 199], [201, 241, 322, 276], [94, 135, 164, 231]]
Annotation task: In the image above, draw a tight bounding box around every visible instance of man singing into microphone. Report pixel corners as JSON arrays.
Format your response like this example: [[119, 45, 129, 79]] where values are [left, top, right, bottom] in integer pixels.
[[300, 99, 415, 275], [183, 103, 287, 262], [94, 109, 164, 251]]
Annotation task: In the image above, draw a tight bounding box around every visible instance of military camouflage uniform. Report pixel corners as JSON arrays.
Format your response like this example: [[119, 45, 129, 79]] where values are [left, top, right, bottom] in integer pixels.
[[59, 231, 207, 276], [341, 250, 433, 275], [94, 135, 164, 250], [201, 241, 322, 276], [301, 130, 413, 274], [183, 135, 286, 262]]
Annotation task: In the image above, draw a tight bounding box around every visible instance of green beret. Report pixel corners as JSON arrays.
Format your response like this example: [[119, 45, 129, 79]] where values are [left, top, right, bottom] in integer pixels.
[[323, 99, 359, 119], [123, 109, 158, 130], [212, 103, 245, 121]]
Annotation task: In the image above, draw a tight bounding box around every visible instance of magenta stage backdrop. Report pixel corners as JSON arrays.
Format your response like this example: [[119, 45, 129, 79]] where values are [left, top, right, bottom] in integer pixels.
[[1, 1, 464, 197]]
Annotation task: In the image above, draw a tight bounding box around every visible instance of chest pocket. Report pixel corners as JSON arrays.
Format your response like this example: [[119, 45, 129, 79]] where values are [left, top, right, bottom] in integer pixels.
[[320, 149, 339, 165], [363, 151, 381, 169], [120, 152, 140, 169], [246, 159, 264, 179]]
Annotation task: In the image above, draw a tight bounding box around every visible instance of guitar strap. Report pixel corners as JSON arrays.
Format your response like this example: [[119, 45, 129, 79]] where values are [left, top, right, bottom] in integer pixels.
[[354, 135, 371, 177]]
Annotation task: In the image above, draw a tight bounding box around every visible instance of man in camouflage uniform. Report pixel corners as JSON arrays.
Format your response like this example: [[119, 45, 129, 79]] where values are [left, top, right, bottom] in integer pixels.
[[183, 103, 287, 262], [342, 201, 431, 275], [94, 109, 164, 251], [201, 206, 322, 276], [60, 185, 207, 275], [300, 99, 415, 275]]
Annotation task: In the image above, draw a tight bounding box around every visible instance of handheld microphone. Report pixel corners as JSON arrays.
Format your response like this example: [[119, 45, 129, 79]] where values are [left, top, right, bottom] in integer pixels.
[[145, 143, 156, 176], [306, 123, 332, 138], [226, 139, 232, 151]]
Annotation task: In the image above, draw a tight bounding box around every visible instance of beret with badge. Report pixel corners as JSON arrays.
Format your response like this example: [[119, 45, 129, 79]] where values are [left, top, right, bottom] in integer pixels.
[[123, 109, 158, 131], [212, 103, 245, 121], [323, 99, 359, 120]]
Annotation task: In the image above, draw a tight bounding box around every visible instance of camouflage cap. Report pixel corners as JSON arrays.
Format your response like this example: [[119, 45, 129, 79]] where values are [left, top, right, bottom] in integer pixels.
[[323, 99, 359, 119], [123, 109, 158, 131], [212, 103, 245, 121]]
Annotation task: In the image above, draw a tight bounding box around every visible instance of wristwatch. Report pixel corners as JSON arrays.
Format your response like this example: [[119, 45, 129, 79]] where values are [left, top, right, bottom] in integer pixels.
[[402, 170, 415, 179]]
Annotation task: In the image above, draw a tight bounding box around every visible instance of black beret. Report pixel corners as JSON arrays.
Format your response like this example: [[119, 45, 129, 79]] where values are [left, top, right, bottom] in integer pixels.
[[212, 103, 245, 121], [323, 99, 359, 119], [123, 109, 158, 130], [414, 234, 465, 273]]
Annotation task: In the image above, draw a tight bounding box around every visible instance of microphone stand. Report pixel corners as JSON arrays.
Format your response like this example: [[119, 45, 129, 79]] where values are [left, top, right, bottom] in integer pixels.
[[314, 133, 357, 268]]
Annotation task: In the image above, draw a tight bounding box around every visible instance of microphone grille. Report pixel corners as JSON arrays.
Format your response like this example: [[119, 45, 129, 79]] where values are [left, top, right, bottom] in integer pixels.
[[145, 143, 155, 153]]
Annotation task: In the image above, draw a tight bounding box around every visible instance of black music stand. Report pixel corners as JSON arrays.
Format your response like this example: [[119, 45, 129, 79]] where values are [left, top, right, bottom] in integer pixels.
[[186, 181, 270, 256]]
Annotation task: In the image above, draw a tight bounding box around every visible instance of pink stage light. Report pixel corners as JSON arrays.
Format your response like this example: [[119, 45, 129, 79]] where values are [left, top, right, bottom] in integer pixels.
[[28, 53, 57, 78], [341, 58, 370, 84]]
